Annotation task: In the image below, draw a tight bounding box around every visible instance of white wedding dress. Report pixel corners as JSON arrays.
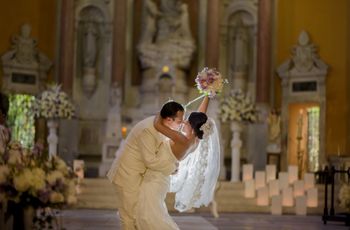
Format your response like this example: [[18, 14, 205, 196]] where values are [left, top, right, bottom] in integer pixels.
[[136, 118, 220, 230]]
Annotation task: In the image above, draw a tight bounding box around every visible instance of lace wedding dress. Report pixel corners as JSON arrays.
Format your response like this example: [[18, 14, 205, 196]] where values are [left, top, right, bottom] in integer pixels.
[[135, 118, 220, 230]]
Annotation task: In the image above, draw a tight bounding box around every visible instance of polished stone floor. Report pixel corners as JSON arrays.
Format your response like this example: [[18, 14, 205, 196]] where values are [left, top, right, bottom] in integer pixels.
[[57, 209, 348, 230]]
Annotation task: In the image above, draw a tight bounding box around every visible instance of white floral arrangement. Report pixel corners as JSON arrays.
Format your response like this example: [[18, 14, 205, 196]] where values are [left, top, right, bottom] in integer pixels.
[[219, 89, 258, 123], [0, 141, 77, 208], [32, 84, 75, 119], [195, 67, 227, 98], [339, 183, 350, 211]]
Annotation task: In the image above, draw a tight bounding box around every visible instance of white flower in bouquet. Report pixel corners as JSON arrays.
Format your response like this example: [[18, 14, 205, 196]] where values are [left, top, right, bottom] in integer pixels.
[[0, 165, 10, 183], [220, 89, 258, 123], [14, 168, 32, 192], [49, 191, 65, 203], [30, 168, 46, 192], [32, 84, 75, 119], [53, 156, 69, 175], [47, 170, 65, 185]]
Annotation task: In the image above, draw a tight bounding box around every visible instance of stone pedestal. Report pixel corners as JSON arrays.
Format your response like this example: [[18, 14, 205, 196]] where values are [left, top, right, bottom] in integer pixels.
[[47, 119, 58, 158], [231, 121, 242, 182]]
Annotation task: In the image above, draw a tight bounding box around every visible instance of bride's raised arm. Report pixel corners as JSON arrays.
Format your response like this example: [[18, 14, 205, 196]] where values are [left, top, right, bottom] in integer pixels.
[[197, 95, 209, 113]]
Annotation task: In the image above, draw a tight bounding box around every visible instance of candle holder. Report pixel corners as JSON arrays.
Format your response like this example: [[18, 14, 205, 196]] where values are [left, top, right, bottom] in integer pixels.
[[296, 135, 304, 179]]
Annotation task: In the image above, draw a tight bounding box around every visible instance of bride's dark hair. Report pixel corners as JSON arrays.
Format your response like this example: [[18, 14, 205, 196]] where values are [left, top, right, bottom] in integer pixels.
[[188, 112, 208, 139]]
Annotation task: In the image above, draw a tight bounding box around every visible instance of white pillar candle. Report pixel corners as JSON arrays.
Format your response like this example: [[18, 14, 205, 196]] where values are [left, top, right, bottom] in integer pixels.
[[257, 187, 269, 206], [278, 172, 289, 191], [282, 187, 294, 207], [266, 164, 276, 183], [304, 173, 315, 190], [244, 179, 256, 198], [293, 180, 305, 197], [288, 165, 298, 184], [295, 196, 307, 215], [255, 171, 266, 190], [269, 180, 280, 197], [307, 188, 318, 207], [243, 164, 254, 181], [271, 195, 282, 215]]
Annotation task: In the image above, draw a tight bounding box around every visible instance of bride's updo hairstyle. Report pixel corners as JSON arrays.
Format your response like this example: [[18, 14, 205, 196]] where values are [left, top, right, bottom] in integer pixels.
[[188, 112, 208, 139]]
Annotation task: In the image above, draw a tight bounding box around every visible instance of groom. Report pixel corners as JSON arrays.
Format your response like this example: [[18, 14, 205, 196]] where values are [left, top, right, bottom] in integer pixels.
[[107, 101, 184, 230]]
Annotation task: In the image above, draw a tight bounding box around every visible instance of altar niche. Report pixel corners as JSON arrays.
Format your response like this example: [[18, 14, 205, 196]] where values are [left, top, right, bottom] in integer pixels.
[[277, 31, 328, 173], [288, 103, 320, 178]]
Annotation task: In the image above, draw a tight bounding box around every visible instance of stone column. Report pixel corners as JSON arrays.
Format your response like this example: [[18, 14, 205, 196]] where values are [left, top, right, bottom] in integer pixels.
[[205, 0, 220, 68], [254, 0, 273, 171], [256, 0, 272, 104], [111, 0, 127, 87], [58, 0, 75, 95]]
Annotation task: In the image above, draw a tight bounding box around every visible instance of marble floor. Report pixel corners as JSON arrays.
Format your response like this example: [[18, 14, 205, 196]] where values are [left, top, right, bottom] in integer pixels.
[[58, 209, 348, 230]]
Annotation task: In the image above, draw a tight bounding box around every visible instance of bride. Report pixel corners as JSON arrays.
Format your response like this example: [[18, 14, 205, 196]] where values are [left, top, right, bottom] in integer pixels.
[[135, 96, 220, 230]]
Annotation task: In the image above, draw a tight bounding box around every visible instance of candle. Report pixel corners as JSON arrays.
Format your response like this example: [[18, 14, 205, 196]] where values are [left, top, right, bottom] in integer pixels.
[[297, 110, 303, 138], [122, 127, 127, 139]]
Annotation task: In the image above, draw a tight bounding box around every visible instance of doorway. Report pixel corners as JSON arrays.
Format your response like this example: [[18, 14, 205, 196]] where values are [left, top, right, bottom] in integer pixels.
[[288, 103, 320, 176]]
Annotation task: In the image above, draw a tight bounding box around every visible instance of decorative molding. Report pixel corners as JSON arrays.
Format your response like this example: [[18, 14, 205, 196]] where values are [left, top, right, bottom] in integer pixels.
[[1, 23, 52, 95]]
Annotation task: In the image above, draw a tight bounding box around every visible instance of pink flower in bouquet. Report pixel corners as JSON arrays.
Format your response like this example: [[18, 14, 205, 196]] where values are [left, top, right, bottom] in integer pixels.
[[195, 67, 227, 98]]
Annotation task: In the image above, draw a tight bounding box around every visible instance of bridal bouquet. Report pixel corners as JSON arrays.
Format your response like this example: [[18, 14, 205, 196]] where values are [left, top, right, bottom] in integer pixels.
[[32, 84, 75, 119], [195, 67, 227, 98], [220, 89, 257, 123], [0, 141, 77, 208]]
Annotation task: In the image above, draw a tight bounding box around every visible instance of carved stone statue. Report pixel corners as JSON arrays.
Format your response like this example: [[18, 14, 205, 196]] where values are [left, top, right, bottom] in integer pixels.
[[292, 31, 317, 72], [11, 24, 37, 64], [106, 82, 122, 138], [232, 19, 249, 72], [83, 22, 99, 68], [137, 0, 195, 69], [139, 0, 160, 45]]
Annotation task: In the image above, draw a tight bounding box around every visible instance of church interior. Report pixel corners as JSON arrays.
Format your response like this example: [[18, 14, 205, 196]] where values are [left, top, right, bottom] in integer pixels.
[[0, 0, 350, 229]]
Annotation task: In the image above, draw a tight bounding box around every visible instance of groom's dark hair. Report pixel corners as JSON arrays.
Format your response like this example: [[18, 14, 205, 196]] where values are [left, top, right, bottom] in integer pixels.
[[160, 101, 184, 119]]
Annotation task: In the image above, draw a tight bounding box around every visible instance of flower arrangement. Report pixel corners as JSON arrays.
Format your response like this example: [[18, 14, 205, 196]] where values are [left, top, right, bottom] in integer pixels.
[[219, 89, 258, 123], [0, 140, 77, 209], [339, 183, 350, 211], [32, 84, 75, 119], [195, 67, 227, 98]]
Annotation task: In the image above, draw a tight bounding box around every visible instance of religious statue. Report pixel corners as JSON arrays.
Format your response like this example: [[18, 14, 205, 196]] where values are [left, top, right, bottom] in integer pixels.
[[137, 0, 195, 69], [232, 19, 249, 72], [266, 109, 281, 153], [106, 82, 122, 138], [139, 0, 160, 45], [11, 23, 37, 64], [83, 22, 99, 68], [291, 31, 317, 72]]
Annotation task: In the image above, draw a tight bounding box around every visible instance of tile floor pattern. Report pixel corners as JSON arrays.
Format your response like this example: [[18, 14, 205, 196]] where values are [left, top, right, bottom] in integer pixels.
[[59, 209, 348, 230]]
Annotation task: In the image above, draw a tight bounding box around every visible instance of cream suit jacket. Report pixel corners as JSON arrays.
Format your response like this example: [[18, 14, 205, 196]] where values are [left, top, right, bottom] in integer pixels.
[[107, 116, 178, 191]]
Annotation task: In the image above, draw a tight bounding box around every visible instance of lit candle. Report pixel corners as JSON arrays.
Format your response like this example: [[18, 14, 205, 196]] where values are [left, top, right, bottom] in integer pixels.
[[122, 127, 127, 139], [297, 110, 303, 138]]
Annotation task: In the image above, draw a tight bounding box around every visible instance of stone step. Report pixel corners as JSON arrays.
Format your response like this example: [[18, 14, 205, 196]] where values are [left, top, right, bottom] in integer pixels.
[[76, 179, 340, 214]]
